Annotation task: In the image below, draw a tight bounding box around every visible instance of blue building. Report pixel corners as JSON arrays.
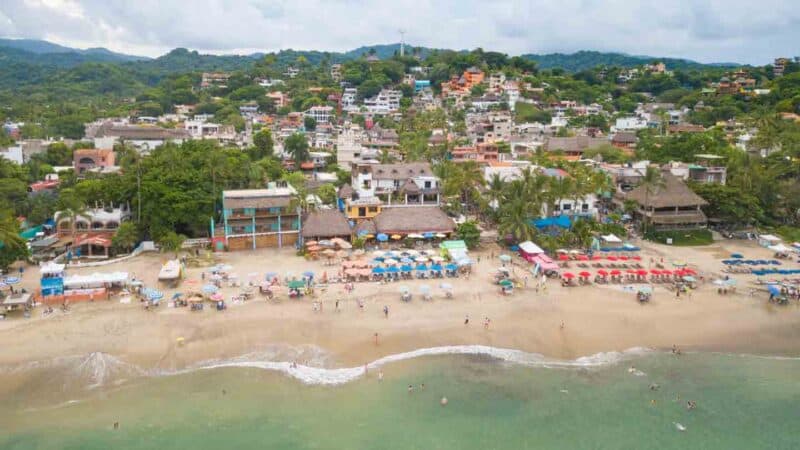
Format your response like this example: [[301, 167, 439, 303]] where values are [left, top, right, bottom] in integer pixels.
[[414, 80, 431, 92]]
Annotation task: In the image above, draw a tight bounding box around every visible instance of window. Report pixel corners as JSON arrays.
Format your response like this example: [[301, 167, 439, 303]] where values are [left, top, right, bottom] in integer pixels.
[[368, 206, 378, 213], [424, 181, 432, 189], [358, 207, 367, 217], [562, 204, 572, 211], [582, 203, 589, 211], [393, 180, 400, 188]]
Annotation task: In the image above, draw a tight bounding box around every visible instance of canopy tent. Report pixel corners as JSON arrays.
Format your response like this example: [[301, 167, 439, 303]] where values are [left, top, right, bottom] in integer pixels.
[[757, 234, 782, 247], [63, 272, 128, 289], [768, 243, 794, 253], [39, 262, 65, 276], [601, 234, 623, 247], [518, 241, 544, 255], [532, 215, 571, 230]]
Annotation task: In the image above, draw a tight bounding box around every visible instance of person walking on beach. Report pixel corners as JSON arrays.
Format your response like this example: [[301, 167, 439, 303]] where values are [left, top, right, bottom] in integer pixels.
[[335, 299, 340, 311], [484, 317, 490, 329], [464, 315, 469, 325], [383, 305, 389, 318], [374, 332, 379, 345]]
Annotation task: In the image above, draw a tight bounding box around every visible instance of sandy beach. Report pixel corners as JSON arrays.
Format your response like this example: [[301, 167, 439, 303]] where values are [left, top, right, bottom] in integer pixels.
[[2, 239, 800, 371]]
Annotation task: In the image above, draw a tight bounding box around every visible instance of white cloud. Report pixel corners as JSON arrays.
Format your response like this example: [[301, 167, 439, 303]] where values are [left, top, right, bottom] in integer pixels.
[[0, 0, 798, 64]]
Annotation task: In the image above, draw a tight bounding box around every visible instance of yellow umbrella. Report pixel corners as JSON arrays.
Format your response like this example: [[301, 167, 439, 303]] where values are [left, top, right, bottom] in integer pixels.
[[391, 234, 402, 240]]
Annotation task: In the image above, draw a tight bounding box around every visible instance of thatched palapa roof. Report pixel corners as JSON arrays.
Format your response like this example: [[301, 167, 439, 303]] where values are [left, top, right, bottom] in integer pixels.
[[625, 173, 708, 209], [373, 207, 455, 234], [302, 209, 352, 239]]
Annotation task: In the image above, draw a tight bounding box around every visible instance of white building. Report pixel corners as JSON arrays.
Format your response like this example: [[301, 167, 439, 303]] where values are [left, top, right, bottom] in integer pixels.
[[364, 89, 402, 114], [0, 145, 23, 164], [336, 124, 366, 169], [305, 106, 334, 125], [614, 117, 648, 131], [341, 88, 358, 112], [352, 162, 440, 207]]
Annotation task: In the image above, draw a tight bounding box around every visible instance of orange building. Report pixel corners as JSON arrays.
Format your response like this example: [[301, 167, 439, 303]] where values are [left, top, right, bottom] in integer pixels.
[[441, 66, 485, 97]]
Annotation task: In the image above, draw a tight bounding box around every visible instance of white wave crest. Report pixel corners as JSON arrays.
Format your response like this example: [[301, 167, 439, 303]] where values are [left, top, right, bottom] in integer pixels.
[[192, 345, 654, 386]]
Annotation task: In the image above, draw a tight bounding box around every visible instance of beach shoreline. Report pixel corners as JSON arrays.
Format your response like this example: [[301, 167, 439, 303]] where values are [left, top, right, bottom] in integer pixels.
[[2, 240, 800, 372]]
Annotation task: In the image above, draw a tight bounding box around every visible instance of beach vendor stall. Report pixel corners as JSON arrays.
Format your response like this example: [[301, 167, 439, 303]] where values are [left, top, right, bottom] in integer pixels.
[[518, 241, 544, 262], [636, 286, 652, 303], [287, 280, 305, 298]]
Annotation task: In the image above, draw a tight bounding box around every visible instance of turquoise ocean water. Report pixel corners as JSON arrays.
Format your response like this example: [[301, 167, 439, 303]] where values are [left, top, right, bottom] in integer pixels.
[[1, 349, 798, 449]]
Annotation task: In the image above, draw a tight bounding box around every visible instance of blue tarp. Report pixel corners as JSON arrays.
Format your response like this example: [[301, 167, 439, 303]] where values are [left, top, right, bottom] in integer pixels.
[[532, 215, 572, 229], [767, 285, 781, 295]]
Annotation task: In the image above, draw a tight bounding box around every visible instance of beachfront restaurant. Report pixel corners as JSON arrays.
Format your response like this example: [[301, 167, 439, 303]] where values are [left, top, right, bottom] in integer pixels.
[[372, 207, 456, 241], [301, 209, 353, 242]]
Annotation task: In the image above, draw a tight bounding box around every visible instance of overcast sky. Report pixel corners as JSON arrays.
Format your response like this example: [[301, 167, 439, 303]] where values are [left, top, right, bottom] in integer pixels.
[[0, 0, 798, 64]]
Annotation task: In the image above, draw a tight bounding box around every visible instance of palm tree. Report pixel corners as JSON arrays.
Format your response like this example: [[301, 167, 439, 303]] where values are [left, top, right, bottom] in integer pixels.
[[639, 166, 666, 235], [497, 198, 537, 242], [486, 173, 506, 209], [0, 214, 25, 253]]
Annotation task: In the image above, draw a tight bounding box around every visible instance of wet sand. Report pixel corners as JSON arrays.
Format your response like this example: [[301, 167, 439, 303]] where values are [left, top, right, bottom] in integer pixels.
[[2, 239, 800, 370]]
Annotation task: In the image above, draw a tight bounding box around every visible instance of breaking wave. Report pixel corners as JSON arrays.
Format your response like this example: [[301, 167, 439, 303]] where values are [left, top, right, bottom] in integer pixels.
[[188, 345, 654, 385]]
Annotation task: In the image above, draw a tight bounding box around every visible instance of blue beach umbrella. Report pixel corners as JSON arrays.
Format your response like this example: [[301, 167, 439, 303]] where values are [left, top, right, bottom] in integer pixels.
[[401, 265, 413, 273], [372, 267, 386, 274], [767, 285, 781, 296], [423, 232, 435, 239], [416, 264, 428, 271], [445, 263, 458, 272], [202, 284, 219, 294], [387, 266, 400, 274], [376, 233, 389, 242], [430, 264, 443, 272]]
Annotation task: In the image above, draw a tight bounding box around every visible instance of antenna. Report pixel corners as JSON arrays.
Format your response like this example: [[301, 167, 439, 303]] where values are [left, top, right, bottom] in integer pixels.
[[398, 29, 406, 57]]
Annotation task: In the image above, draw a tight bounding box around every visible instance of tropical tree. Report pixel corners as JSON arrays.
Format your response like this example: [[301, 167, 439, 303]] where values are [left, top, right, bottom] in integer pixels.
[[284, 133, 310, 164], [497, 198, 537, 242], [158, 231, 186, 257], [0, 212, 28, 270], [639, 166, 666, 235], [111, 221, 140, 254], [456, 221, 481, 249]]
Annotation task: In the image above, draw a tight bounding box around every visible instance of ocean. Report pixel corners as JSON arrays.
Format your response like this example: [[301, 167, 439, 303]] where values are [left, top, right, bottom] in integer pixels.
[[1, 347, 798, 449]]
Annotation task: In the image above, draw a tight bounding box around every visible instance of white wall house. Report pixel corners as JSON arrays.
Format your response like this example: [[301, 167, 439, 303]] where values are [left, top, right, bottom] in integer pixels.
[[614, 117, 648, 131], [364, 89, 402, 114], [353, 163, 440, 207], [305, 106, 334, 125]]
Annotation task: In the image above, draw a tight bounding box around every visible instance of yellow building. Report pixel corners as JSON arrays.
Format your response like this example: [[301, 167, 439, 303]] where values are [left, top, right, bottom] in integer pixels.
[[345, 197, 382, 220]]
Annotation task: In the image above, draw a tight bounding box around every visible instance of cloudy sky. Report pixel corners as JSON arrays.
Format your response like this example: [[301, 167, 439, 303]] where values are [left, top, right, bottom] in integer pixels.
[[0, 0, 798, 64]]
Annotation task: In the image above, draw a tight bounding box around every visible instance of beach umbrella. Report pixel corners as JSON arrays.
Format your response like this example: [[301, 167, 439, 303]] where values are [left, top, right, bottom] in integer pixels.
[[591, 255, 603, 260], [597, 269, 609, 276], [499, 279, 513, 287], [619, 256, 629, 261], [636, 269, 649, 276], [303, 271, 314, 278], [391, 234, 403, 240], [416, 264, 428, 271], [265, 272, 278, 281], [384, 258, 398, 265], [607, 256, 618, 261], [558, 254, 570, 261], [210, 293, 223, 301], [562, 272, 575, 279], [372, 250, 385, 258], [387, 266, 400, 274], [0, 281, 8, 289], [399, 285, 410, 294], [423, 249, 438, 256], [661, 269, 672, 275], [445, 263, 458, 272], [372, 267, 386, 274], [322, 249, 336, 256], [731, 253, 743, 259], [610, 270, 622, 276], [499, 254, 512, 262], [172, 292, 183, 300], [626, 269, 637, 274], [202, 284, 219, 294], [767, 285, 781, 296], [423, 232, 435, 239], [400, 257, 413, 264], [415, 256, 429, 263], [408, 233, 424, 239], [353, 249, 365, 256], [650, 269, 661, 275], [632, 256, 642, 261], [683, 268, 697, 275], [577, 255, 589, 261], [3, 276, 20, 285], [401, 265, 413, 273], [578, 271, 591, 278], [431, 264, 443, 272], [376, 233, 389, 242]]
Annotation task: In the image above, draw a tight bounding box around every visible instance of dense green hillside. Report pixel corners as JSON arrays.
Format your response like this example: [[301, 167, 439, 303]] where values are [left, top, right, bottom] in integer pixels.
[[0, 38, 147, 61], [523, 50, 739, 72]]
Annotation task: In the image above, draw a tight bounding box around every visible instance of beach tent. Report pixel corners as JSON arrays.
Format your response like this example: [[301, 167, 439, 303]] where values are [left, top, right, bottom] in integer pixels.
[[63, 272, 128, 289], [757, 234, 782, 248], [518, 241, 544, 260], [601, 234, 623, 248], [532, 216, 571, 230], [768, 243, 794, 254]]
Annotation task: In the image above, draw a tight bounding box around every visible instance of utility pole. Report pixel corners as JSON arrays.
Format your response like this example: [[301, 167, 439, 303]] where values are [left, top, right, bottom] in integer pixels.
[[399, 29, 406, 57]]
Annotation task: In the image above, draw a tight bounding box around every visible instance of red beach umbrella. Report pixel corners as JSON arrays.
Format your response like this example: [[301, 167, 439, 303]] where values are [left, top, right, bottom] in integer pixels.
[[626, 269, 637, 274], [562, 272, 575, 278], [632, 256, 642, 261], [637, 269, 649, 276], [577, 255, 589, 261], [610, 270, 622, 276], [597, 269, 609, 276], [649, 269, 661, 275], [558, 254, 570, 261], [607, 256, 618, 261], [619, 256, 629, 261], [591, 255, 603, 260], [579, 271, 591, 278]]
